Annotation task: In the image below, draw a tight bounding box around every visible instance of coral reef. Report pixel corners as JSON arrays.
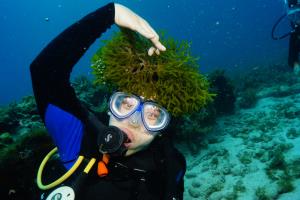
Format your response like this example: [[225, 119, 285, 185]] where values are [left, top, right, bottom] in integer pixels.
[[238, 88, 258, 109], [72, 75, 111, 116], [255, 187, 272, 200], [234, 64, 297, 92], [0, 96, 42, 137], [183, 65, 300, 199], [173, 104, 217, 154], [0, 128, 53, 200], [208, 70, 236, 115]]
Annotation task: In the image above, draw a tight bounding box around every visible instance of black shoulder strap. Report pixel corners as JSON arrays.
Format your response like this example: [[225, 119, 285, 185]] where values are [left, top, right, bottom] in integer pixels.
[[79, 105, 108, 158]]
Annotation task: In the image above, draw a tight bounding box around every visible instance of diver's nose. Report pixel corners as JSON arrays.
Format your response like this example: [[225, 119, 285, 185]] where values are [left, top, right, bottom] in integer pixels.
[[128, 111, 142, 127]]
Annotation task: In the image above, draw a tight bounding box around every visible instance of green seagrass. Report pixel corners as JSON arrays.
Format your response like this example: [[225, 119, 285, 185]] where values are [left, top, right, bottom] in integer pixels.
[[91, 30, 214, 116]]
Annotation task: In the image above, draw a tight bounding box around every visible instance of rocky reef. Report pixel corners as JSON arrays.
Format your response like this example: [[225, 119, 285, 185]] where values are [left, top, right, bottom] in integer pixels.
[[182, 64, 300, 200]]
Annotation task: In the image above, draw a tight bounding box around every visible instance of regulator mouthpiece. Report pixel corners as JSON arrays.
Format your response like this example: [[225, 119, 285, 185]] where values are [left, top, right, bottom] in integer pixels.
[[98, 126, 128, 157]]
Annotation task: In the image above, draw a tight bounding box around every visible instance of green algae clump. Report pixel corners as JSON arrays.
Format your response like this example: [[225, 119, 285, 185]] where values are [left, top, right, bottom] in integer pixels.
[[91, 30, 213, 116]]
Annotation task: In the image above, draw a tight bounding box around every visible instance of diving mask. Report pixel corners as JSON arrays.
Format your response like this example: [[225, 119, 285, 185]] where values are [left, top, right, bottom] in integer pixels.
[[109, 92, 171, 133]]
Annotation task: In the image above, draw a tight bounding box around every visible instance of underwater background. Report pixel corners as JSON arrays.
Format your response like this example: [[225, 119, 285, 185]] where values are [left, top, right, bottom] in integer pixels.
[[0, 0, 288, 105], [1, 0, 300, 199]]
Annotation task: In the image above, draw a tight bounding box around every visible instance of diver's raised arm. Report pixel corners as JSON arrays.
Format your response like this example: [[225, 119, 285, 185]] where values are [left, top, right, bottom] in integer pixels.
[[30, 2, 165, 119], [30, 3, 115, 119]]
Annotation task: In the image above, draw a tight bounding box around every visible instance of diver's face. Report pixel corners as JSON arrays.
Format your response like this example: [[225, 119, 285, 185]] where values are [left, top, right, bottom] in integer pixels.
[[108, 113, 156, 156]]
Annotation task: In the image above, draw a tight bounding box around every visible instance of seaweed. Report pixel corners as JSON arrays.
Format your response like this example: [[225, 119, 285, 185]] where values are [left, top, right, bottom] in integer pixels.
[[91, 30, 214, 116]]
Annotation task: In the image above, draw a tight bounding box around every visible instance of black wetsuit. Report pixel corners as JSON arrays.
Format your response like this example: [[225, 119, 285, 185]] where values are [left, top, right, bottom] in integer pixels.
[[288, 0, 300, 67], [288, 23, 300, 67], [30, 3, 185, 200]]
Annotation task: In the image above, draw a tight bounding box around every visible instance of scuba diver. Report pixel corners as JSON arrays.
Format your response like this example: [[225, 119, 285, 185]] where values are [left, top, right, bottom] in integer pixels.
[[30, 3, 181, 199], [30, 2, 212, 200], [272, 0, 300, 74]]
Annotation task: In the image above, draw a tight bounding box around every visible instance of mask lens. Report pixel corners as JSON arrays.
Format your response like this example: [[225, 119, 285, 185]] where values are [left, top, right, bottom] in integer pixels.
[[142, 103, 170, 131], [110, 93, 139, 118]]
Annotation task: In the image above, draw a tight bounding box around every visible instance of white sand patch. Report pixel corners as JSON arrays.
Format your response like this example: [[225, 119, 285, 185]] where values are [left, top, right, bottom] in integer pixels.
[[182, 81, 300, 199]]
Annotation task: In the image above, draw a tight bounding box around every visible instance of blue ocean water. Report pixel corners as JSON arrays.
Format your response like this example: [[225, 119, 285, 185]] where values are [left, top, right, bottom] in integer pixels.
[[0, 0, 288, 105]]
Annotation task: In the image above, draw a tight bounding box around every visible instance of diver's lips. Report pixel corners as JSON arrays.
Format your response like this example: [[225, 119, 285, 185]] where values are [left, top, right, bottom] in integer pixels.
[[120, 127, 134, 145], [124, 142, 132, 148], [124, 137, 132, 147]]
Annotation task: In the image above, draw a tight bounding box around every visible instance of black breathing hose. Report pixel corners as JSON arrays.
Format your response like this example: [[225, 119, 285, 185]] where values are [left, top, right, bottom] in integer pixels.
[[272, 13, 294, 40]]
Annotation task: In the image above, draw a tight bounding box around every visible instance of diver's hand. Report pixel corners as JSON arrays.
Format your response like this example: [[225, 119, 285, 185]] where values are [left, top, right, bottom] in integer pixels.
[[114, 3, 166, 56]]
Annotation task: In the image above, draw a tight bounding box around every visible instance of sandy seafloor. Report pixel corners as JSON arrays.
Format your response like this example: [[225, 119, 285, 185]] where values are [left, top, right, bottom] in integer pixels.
[[181, 77, 300, 200]]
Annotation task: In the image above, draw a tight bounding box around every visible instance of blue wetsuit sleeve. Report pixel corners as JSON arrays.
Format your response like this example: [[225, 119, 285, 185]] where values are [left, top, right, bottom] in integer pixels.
[[45, 104, 84, 169], [29, 3, 115, 168]]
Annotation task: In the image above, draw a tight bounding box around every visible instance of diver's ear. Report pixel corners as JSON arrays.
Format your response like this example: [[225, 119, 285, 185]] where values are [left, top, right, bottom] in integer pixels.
[[107, 111, 112, 116]]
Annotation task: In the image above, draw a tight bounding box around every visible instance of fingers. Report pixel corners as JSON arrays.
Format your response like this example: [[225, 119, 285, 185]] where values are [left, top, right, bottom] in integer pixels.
[[114, 3, 166, 55], [148, 47, 155, 56], [155, 48, 160, 55], [143, 24, 166, 51], [135, 19, 166, 52], [137, 27, 166, 54], [148, 47, 161, 56], [143, 24, 164, 50], [150, 36, 166, 52]]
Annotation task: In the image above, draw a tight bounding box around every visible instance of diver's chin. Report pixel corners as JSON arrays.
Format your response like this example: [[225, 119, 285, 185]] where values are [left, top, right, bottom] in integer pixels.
[[124, 145, 149, 156], [125, 149, 136, 156]]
